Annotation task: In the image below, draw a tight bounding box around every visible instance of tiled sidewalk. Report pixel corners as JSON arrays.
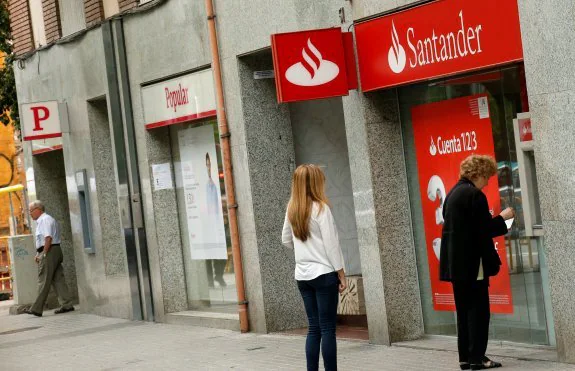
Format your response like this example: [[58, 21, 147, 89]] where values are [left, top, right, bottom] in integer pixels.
[[0, 307, 573, 370]]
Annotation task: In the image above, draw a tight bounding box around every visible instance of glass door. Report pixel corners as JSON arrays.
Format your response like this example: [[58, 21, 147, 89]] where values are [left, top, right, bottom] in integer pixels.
[[489, 68, 554, 345]]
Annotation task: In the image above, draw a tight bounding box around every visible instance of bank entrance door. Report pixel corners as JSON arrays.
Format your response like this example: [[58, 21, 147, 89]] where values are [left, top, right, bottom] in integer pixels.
[[400, 66, 555, 345]]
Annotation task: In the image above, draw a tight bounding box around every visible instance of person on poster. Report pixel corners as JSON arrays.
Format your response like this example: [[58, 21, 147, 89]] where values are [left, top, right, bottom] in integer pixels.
[[205, 152, 220, 218], [205, 152, 226, 287], [282, 164, 347, 371], [439, 155, 514, 370]]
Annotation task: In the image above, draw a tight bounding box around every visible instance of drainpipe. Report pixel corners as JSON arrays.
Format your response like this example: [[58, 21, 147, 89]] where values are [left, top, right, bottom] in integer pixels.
[[205, 0, 249, 333]]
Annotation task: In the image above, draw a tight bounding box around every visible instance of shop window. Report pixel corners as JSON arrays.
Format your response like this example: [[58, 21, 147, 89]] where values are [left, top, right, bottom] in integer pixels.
[[399, 66, 553, 345], [170, 120, 236, 312]]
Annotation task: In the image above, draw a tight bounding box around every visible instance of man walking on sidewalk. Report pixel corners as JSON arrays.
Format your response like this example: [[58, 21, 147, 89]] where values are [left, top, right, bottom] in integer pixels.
[[25, 200, 74, 317]]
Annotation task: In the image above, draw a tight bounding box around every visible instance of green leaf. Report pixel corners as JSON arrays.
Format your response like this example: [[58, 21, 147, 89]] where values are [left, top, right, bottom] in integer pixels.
[[0, 0, 19, 130]]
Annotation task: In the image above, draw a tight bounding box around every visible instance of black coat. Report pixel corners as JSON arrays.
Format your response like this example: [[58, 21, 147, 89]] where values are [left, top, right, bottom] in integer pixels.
[[439, 178, 508, 283]]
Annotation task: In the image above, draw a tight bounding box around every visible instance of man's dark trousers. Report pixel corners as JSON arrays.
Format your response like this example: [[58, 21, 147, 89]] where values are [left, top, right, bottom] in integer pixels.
[[30, 245, 73, 314]]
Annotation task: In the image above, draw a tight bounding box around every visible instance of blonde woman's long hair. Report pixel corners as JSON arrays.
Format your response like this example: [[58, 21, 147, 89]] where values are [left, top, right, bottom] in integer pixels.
[[287, 164, 330, 242]]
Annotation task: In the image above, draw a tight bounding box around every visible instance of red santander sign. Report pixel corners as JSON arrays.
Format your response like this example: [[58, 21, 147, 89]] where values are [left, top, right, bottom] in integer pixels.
[[21, 101, 63, 141], [355, 0, 524, 91], [272, 28, 354, 103], [519, 117, 533, 142]]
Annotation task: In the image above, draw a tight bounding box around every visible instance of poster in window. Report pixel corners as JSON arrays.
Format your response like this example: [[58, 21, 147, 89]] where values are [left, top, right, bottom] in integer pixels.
[[412, 94, 513, 314], [178, 125, 227, 260]]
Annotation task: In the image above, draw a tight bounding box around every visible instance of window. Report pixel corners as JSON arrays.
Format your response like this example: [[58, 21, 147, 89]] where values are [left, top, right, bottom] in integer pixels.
[[102, 0, 120, 18], [399, 66, 552, 345], [29, 0, 47, 47]]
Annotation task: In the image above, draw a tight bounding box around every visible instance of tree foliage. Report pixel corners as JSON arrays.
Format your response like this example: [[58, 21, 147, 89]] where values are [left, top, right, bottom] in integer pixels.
[[0, 0, 18, 128]]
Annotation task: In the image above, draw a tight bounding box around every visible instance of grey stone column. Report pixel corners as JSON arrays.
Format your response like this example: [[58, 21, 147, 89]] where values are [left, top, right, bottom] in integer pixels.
[[144, 127, 188, 316], [342, 89, 424, 344], [518, 1, 575, 364], [231, 52, 307, 333]]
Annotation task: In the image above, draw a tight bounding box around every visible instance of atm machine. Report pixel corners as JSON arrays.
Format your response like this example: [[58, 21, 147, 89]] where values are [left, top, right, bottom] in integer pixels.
[[513, 113, 543, 237], [512, 113, 556, 346]]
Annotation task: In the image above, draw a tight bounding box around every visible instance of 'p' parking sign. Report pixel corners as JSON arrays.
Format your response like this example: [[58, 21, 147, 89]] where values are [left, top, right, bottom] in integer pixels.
[[21, 101, 63, 141]]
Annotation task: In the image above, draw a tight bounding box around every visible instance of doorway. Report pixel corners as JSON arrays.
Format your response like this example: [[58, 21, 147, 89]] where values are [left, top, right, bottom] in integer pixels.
[[289, 97, 367, 340], [31, 149, 78, 307]]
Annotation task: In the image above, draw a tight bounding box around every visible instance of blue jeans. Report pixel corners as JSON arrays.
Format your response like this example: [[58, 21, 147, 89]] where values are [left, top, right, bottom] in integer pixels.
[[297, 272, 339, 371]]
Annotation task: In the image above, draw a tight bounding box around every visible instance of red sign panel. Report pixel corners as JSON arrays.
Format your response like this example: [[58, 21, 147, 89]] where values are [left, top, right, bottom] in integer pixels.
[[271, 28, 350, 103], [342, 32, 358, 91], [412, 94, 513, 314], [519, 117, 533, 142], [355, 0, 524, 91], [21, 101, 63, 141]]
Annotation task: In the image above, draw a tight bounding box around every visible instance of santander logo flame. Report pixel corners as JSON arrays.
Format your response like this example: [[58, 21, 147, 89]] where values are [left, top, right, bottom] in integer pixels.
[[429, 137, 438, 156], [285, 38, 340, 86], [388, 21, 407, 74]]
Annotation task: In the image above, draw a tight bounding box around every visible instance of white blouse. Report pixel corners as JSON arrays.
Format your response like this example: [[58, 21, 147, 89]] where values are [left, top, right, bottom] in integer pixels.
[[282, 203, 345, 281]]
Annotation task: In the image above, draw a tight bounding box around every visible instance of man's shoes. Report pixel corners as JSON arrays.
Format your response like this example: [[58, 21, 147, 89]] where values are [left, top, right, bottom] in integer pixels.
[[54, 307, 75, 315], [25, 309, 42, 317]]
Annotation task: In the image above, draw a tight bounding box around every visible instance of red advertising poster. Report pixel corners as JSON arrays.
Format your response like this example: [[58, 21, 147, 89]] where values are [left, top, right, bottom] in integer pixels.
[[412, 94, 513, 314]]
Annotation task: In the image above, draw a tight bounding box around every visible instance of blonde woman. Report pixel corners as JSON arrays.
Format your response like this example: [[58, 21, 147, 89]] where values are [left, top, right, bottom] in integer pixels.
[[282, 164, 346, 371], [440, 155, 514, 370]]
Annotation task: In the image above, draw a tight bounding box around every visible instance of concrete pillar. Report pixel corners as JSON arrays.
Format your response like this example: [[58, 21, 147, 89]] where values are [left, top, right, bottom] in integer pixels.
[[231, 51, 307, 333], [144, 125, 188, 317], [342, 89, 424, 344], [518, 1, 575, 363]]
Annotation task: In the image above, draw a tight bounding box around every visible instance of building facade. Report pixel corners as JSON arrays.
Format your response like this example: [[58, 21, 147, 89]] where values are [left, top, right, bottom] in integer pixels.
[[9, 0, 575, 364]]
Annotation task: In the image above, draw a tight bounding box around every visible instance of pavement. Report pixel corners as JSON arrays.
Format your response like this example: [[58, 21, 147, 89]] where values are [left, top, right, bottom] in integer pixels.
[[1, 303, 574, 370]]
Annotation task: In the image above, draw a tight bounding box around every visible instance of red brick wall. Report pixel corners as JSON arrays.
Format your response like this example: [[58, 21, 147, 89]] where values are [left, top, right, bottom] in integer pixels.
[[84, 0, 104, 27], [42, 0, 61, 43], [119, 0, 137, 12], [8, 0, 34, 55]]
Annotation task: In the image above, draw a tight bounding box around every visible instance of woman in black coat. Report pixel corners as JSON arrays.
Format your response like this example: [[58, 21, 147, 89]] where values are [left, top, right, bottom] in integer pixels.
[[440, 155, 514, 370]]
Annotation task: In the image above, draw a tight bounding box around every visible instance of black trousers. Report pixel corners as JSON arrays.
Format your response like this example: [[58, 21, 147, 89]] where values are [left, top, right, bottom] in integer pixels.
[[206, 259, 226, 282], [452, 279, 490, 364]]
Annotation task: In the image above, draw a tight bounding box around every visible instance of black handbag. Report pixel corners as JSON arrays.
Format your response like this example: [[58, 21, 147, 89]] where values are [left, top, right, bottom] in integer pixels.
[[483, 245, 502, 277]]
